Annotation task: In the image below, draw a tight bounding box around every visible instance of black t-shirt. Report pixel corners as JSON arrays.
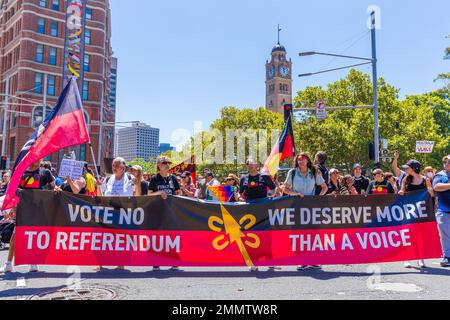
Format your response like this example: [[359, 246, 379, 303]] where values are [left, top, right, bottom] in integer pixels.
[[239, 174, 276, 200], [139, 181, 149, 196], [367, 180, 395, 195], [19, 169, 54, 190], [405, 177, 427, 192], [315, 164, 329, 195], [353, 175, 370, 194], [61, 182, 86, 195], [327, 181, 341, 194], [149, 174, 180, 196]]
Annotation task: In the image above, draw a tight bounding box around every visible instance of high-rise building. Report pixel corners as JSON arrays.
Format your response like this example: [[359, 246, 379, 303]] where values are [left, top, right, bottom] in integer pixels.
[[159, 143, 175, 155], [265, 41, 293, 114], [0, 0, 114, 169], [117, 122, 160, 162]]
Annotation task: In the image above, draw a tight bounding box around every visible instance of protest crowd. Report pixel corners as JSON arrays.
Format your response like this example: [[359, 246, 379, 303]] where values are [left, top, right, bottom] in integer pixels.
[[0, 149, 449, 274]]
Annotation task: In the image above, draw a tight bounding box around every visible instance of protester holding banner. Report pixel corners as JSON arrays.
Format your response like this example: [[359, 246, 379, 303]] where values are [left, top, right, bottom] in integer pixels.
[[239, 158, 276, 202], [97, 157, 135, 197], [1, 160, 55, 273], [340, 175, 359, 195], [148, 156, 181, 201], [399, 160, 433, 269], [384, 172, 399, 194], [283, 153, 328, 198], [283, 153, 328, 271], [367, 169, 395, 195], [433, 155, 450, 268], [224, 174, 240, 202], [352, 163, 370, 195]]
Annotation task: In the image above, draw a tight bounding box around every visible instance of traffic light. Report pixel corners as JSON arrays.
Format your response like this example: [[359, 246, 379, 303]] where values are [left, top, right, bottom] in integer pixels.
[[369, 142, 375, 161], [0, 156, 7, 171], [284, 104, 293, 122]]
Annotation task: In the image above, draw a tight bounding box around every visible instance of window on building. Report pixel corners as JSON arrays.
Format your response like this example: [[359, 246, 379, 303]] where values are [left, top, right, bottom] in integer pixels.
[[52, 0, 59, 11], [86, 8, 93, 20], [35, 73, 43, 93], [37, 17, 45, 34], [39, 0, 46, 8], [49, 47, 57, 65], [84, 54, 90, 72], [50, 21, 58, 37], [82, 81, 89, 101], [36, 44, 44, 63], [47, 75, 56, 96], [32, 106, 52, 128], [85, 29, 91, 45]]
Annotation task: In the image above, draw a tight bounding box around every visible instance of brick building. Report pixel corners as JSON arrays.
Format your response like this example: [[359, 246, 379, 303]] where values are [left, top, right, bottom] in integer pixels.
[[0, 0, 115, 170]]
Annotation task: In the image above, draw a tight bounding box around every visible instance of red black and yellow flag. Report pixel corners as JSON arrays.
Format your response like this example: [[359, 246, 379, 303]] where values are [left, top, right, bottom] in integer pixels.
[[168, 155, 196, 184], [261, 115, 295, 176]]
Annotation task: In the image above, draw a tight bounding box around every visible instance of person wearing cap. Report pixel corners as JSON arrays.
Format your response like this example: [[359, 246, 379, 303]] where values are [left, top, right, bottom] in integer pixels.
[[180, 171, 196, 198], [366, 169, 395, 195], [148, 156, 181, 199], [399, 160, 433, 269], [130, 165, 149, 196], [225, 174, 240, 202], [433, 155, 450, 268], [352, 163, 370, 195]]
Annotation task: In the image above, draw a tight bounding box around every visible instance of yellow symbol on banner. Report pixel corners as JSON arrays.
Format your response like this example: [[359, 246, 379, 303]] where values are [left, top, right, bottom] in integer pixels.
[[377, 186, 383, 192], [208, 205, 260, 267]]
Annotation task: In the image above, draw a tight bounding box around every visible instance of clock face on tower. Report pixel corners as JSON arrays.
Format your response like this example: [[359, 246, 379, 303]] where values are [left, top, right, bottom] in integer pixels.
[[280, 66, 289, 77], [268, 66, 275, 79]]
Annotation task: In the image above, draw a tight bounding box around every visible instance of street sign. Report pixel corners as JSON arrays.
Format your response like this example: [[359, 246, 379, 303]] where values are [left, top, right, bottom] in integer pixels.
[[315, 100, 327, 120]]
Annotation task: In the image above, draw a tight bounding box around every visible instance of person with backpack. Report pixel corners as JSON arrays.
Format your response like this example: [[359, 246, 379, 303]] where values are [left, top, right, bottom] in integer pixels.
[[283, 152, 328, 271], [433, 155, 450, 268]]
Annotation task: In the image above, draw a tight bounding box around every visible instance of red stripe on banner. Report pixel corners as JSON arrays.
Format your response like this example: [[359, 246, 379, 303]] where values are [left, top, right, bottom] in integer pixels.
[[14, 222, 442, 267]]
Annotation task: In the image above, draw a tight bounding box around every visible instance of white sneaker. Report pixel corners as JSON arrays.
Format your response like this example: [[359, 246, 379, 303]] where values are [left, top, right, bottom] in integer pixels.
[[1, 261, 12, 273], [29, 265, 39, 273], [418, 260, 426, 268], [249, 266, 259, 272], [152, 266, 161, 271], [170, 266, 180, 271], [404, 261, 413, 269], [268, 266, 281, 271]]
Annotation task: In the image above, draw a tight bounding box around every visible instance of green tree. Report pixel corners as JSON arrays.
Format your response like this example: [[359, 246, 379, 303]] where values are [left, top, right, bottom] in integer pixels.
[[293, 69, 447, 171]]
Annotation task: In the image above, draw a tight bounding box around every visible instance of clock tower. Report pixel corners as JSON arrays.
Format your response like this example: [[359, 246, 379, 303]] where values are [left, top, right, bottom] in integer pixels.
[[265, 40, 293, 114]]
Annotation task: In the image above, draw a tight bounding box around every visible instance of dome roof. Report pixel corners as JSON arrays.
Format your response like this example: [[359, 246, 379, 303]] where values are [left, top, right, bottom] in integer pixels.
[[272, 43, 286, 53]]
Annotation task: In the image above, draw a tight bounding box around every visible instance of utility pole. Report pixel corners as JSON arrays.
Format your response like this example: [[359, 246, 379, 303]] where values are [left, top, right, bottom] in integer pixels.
[[2, 76, 10, 157], [43, 73, 48, 121], [371, 11, 380, 165], [97, 87, 104, 166]]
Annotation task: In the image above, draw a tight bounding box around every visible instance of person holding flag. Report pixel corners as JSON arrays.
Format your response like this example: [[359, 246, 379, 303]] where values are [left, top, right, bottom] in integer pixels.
[[0, 78, 90, 273]]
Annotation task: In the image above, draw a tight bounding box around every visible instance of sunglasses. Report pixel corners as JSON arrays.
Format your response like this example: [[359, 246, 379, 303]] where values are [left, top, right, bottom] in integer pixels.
[[444, 161, 450, 165], [161, 161, 172, 165]]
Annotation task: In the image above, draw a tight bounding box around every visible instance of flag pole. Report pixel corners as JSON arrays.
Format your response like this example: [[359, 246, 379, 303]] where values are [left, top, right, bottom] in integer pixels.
[[89, 142, 100, 178]]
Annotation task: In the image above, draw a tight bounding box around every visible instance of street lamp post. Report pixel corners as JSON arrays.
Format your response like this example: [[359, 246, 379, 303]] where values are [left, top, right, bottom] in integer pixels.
[[298, 11, 380, 165]]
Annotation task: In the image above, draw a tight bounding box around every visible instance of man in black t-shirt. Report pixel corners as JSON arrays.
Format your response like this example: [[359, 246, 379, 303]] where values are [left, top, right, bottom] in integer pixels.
[[352, 163, 370, 195], [239, 158, 276, 201], [148, 156, 181, 199]]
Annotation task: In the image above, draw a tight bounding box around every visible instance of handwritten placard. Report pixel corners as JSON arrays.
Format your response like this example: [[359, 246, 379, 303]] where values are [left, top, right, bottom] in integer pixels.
[[59, 159, 85, 180], [415, 141, 435, 154]]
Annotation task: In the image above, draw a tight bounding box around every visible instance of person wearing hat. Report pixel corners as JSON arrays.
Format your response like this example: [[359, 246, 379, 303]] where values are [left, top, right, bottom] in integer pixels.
[[399, 160, 433, 269], [130, 165, 149, 196], [433, 155, 450, 267], [180, 171, 196, 198], [148, 156, 181, 199], [352, 163, 370, 195]]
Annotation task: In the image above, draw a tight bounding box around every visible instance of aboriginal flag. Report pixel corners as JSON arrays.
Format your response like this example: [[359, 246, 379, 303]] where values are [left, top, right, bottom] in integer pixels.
[[168, 155, 197, 185], [2, 78, 90, 210], [261, 114, 295, 177]]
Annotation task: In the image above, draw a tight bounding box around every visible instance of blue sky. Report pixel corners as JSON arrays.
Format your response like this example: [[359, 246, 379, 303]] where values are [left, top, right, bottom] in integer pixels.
[[110, 0, 449, 146]]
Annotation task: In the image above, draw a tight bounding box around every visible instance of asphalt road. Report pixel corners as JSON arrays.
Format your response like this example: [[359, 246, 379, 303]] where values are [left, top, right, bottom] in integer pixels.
[[0, 249, 449, 300]]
